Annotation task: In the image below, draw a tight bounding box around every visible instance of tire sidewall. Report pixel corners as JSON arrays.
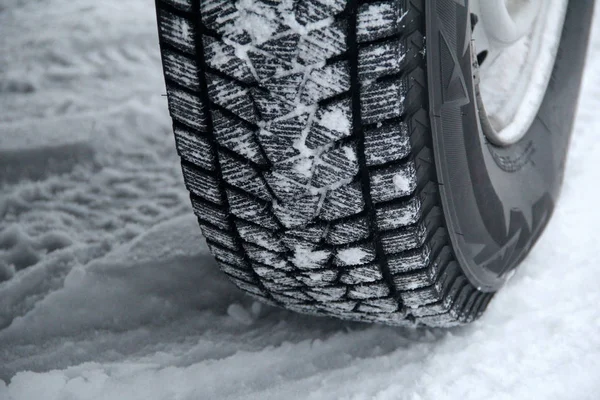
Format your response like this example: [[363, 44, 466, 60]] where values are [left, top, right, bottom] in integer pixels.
[[426, 0, 594, 290]]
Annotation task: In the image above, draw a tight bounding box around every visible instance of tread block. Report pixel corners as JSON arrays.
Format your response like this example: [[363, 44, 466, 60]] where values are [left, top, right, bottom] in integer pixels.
[[360, 79, 406, 125], [359, 40, 405, 83], [400, 250, 453, 308], [162, 0, 192, 12], [474, 293, 493, 319], [226, 190, 280, 230], [217, 260, 255, 282], [181, 163, 222, 204], [166, 85, 207, 131], [393, 262, 439, 291], [302, 62, 351, 104], [271, 291, 313, 304], [416, 312, 462, 327], [318, 300, 358, 313], [191, 198, 230, 230], [264, 171, 309, 201], [339, 263, 383, 285], [369, 161, 417, 203], [252, 267, 303, 287], [243, 243, 290, 270], [259, 114, 307, 163], [408, 261, 463, 314], [348, 282, 390, 300], [402, 286, 442, 311], [200, 223, 238, 250], [380, 224, 426, 254], [297, 269, 338, 287], [277, 157, 320, 185], [272, 195, 321, 228], [387, 245, 431, 274], [298, 22, 347, 65], [206, 74, 257, 124], [261, 278, 302, 293], [207, 242, 246, 268], [282, 234, 317, 251], [219, 152, 271, 201], [358, 298, 399, 313], [306, 286, 346, 301], [203, 36, 255, 83], [320, 182, 364, 220], [201, 0, 288, 47], [375, 197, 421, 231], [173, 125, 214, 171], [366, 313, 413, 326], [364, 122, 411, 167], [357, 1, 405, 43], [285, 224, 327, 244], [212, 110, 267, 165], [404, 31, 426, 69], [252, 259, 293, 274], [326, 217, 370, 245], [413, 147, 436, 185], [312, 145, 359, 188], [236, 221, 287, 252], [158, 9, 196, 55], [459, 291, 483, 323], [289, 245, 332, 270], [294, 0, 346, 25], [164, 50, 200, 91], [452, 284, 478, 322], [262, 72, 305, 102], [306, 100, 353, 149], [247, 50, 293, 82], [257, 33, 301, 65], [332, 312, 368, 321], [199, 0, 238, 35], [415, 276, 469, 326]]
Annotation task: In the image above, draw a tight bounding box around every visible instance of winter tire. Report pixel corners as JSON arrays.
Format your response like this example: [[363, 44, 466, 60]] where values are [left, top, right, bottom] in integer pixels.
[[155, 0, 594, 326]]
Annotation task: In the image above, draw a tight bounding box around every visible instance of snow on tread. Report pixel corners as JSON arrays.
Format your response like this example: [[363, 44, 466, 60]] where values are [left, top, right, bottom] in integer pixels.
[[173, 124, 214, 170], [158, 10, 196, 55], [156, 0, 488, 326]]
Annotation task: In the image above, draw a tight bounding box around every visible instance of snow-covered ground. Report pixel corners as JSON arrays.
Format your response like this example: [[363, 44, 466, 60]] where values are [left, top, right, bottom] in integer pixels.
[[1, 0, 600, 399]]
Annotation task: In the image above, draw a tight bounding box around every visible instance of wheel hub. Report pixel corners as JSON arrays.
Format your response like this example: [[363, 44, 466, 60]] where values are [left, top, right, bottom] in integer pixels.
[[474, 0, 540, 48], [471, 0, 569, 146]]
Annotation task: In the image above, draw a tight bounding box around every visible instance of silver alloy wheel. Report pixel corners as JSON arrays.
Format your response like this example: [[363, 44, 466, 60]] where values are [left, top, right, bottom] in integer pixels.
[[472, 0, 569, 146]]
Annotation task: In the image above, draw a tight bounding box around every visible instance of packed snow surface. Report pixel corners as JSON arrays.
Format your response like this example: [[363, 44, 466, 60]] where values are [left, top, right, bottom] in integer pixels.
[[1, 1, 600, 399]]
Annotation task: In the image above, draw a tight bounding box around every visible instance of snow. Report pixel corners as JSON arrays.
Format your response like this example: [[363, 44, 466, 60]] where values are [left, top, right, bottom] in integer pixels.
[[291, 246, 330, 269], [230, 0, 279, 45], [0, 0, 600, 399], [318, 107, 351, 133], [392, 170, 412, 193], [227, 303, 260, 325], [336, 247, 371, 266]]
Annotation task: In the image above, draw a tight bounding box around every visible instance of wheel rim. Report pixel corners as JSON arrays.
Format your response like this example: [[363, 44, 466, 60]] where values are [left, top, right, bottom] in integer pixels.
[[472, 0, 569, 146]]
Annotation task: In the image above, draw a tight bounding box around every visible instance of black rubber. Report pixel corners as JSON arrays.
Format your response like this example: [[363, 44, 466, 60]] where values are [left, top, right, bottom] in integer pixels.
[[155, 0, 592, 327], [427, 0, 594, 291]]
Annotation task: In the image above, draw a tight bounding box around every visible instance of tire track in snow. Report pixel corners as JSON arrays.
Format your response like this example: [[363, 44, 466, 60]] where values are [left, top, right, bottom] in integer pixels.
[[0, 0, 189, 330]]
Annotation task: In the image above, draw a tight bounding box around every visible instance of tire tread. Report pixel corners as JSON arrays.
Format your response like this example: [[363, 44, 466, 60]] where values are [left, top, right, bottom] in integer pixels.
[[156, 0, 491, 326]]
